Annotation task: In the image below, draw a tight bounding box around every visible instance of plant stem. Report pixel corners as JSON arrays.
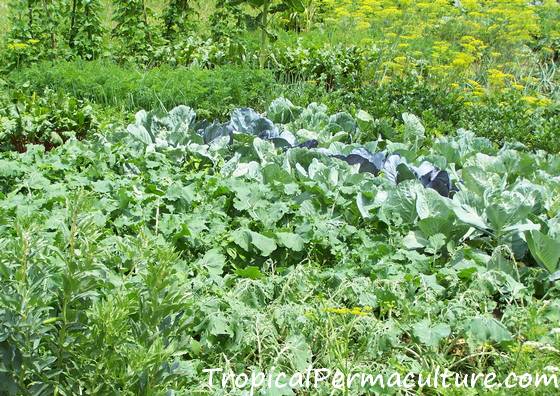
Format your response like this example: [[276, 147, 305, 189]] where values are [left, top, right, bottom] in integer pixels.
[[142, 0, 152, 43], [27, 0, 33, 37], [69, 0, 78, 48], [259, 0, 270, 69]]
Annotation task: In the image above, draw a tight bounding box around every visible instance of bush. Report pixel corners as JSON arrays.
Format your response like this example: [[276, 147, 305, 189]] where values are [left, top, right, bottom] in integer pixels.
[[9, 60, 277, 119]]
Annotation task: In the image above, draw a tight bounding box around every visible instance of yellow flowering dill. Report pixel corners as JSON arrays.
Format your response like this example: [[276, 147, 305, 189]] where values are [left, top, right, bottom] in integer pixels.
[[333, 6, 351, 18], [460, 36, 486, 53], [472, 89, 486, 97], [432, 41, 450, 56], [488, 68, 513, 87], [468, 11, 485, 18], [8, 42, 28, 50], [462, 0, 479, 9], [522, 96, 539, 105], [359, 38, 375, 46], [466, 79, 481, 87], [356, 21, 371, 30], [325, 306, 373, 316], [323, 0, 556, 91], [378, 7, 401, 19], [451, 52, 475, 68]]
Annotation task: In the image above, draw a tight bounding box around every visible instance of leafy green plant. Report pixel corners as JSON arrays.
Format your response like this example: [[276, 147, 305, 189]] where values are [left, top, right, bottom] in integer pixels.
[[0, 89, 97, 152], [152, 35, 252, 68], [0, 98, 559, 394], [278, 0, 330, 32], [163, 0, 194, 40], [4, 0, 66, 69], [526, 230, 560, 276], [228, 0, 305, 67], [272, 41, 366, 89], [210, 0, 247, 40], [112, 0, 155, 62], [6, 0, 35, 40], [9, 60, 277, 119], [68, 0, 104, 59]]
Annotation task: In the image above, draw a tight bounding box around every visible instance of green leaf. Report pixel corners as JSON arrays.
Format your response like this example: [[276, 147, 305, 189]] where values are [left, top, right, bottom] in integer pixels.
[[448, 200, 488, 230], [526, 230, 560, 273], [127, 110, 154, 145], [208, 313, 232, 337], [197, 248, 226, 277], [285, 335, 312, 371], [267, 97, 302, 124], [381, 180, 422, 224], [231, 228, 251, 251], [402, 112, 425, 146], [249, 230, 277, 256], [276, 232, 305, 252], [427, 233, 446, 254], [466, 317, 512, 344], [50, 131, 64, 146], [413, 320, 451, 348], [356, 188, 379, 219], [284, 0, 305, 12], [356, 110, 374, 132], [403, 231, 428, 250], [235, 266, 264, 279]]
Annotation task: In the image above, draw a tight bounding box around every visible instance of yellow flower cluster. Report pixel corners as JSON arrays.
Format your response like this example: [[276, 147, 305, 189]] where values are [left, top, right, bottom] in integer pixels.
[[325, 306, 374, 316], [7, 38, 40, 51], [7, 42, 28, 50], [322, 0, 558, 104]]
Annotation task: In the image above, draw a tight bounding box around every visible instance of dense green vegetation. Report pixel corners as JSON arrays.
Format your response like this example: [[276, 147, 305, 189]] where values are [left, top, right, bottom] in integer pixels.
[[1, 1, 560, 395], [9, 61, 277, 119]]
